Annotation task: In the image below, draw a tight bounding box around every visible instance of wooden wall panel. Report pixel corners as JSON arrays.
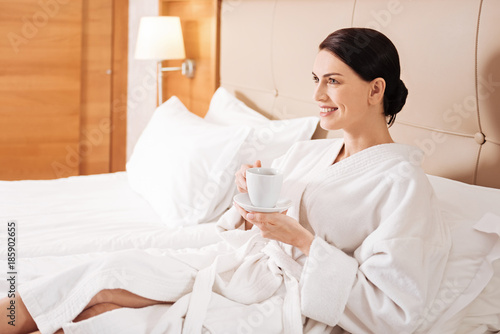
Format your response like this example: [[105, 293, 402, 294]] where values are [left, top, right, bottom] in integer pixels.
[[0, 0, 83, 180], [79, 0, 113, 175], [160, 0, 219, 117], [0, 0, 128, 179], [110, 0, 129, 172]]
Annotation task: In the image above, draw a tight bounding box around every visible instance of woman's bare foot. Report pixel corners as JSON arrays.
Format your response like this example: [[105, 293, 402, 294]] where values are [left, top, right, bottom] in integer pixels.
[[88, 289, 166, 309]]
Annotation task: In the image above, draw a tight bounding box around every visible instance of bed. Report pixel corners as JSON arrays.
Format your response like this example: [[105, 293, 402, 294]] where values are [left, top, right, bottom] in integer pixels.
[[1, 0, 500, 333]]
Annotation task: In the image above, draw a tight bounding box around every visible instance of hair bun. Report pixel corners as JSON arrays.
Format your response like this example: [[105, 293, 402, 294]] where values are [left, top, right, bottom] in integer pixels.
[[385, 79, 408, 126]]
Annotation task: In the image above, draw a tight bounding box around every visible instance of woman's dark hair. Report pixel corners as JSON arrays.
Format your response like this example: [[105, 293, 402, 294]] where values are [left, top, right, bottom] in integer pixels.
[[319, 28, 408, 126]]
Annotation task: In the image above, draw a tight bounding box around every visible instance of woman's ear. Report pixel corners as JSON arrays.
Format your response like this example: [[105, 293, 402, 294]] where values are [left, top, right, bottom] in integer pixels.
[[368, 77, 386, 106]]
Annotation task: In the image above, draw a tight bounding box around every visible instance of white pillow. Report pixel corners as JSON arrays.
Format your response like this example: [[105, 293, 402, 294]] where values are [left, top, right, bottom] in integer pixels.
[[126, 96, 252, 227], [420, 176, 500, 333], [205, 87, 319, 167]]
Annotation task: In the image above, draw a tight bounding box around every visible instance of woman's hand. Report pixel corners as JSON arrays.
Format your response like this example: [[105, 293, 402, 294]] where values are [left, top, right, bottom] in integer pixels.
[[235, 160, 261, 193], [233, 202, 314, 255]]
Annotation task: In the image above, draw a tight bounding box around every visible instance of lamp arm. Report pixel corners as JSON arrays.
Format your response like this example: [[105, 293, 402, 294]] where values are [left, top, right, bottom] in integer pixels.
[[157, 62, 163, 106], [160, 59, 194, 77], [157, 59, 196, 105], [161, 66, 182, 72]]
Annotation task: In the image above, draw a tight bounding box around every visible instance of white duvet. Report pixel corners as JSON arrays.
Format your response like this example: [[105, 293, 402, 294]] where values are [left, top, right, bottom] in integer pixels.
[[0, 172, 221, 258], [0, 172, 222, 302]]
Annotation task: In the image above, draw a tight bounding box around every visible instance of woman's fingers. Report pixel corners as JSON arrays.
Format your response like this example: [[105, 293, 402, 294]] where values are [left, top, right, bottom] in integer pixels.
[[245, 212, 293, 238], [236, 179, 247, 193], [236, 171, 247, 192], [235, 160, 262, 193], [240, 209, 314, 253], [233, 202, 247, 216], [235, 164, 251, 193], [245, 212, 274, 230], [233, 202, 254, 230], [234, 202, 254, 221]]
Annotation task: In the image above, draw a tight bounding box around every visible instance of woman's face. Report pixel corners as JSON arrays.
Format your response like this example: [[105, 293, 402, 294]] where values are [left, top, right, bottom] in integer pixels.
[[312, 50, 373, 132]]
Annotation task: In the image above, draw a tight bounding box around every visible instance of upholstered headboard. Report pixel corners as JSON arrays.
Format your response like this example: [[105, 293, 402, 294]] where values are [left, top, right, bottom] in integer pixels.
[[219, 0, 500, 189]]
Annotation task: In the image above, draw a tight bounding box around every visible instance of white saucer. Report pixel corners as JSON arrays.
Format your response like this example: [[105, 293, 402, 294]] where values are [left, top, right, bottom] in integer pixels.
[[233, 193, 292, 213]]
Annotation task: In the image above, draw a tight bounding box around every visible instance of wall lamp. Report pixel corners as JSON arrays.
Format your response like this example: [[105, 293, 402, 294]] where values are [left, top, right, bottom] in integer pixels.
[[135, 16, 195, 105]]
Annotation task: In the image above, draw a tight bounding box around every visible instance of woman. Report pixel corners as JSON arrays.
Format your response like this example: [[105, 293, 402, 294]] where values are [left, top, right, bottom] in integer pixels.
[[1, 28, 451, 334], [234, 26, 411, 254], [233, 28, 451, 333]]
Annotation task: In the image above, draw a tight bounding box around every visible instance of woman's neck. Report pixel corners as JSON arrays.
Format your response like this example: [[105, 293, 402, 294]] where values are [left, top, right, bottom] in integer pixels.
[[335, 120, 394, 163]]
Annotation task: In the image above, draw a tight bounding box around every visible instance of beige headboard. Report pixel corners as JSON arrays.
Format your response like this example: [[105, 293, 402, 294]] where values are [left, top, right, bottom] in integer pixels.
[[219, 0, 500, 189]]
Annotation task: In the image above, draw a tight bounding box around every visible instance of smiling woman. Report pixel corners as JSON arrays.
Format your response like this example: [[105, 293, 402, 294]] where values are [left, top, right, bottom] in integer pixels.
[[232, 28, 454, 333], [235, 28, 414, 254], [310, 28, 408, 164]]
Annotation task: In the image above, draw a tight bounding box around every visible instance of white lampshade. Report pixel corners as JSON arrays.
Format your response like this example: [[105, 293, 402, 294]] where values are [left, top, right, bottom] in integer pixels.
[[135, 16, 186, 60]]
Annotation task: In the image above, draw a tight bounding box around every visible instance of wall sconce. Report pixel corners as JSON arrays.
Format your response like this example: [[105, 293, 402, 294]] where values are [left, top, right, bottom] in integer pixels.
[[135, 16, 195, 105]]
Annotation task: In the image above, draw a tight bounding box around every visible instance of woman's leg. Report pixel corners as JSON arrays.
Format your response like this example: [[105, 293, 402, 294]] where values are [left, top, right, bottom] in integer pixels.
[[7, 245, 223, 333], [1, 289, 167, 334], [27, 303, 123, 334], [87, 288, 168, 309], [0, 295, 37, 334]]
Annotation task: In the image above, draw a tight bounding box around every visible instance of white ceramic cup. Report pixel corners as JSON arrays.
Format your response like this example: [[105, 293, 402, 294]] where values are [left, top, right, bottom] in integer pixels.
[[246, 167, 283, 208]]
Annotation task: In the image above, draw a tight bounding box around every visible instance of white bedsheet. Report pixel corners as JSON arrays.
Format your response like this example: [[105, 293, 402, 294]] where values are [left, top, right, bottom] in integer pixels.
[[0, 172, 221, 258]]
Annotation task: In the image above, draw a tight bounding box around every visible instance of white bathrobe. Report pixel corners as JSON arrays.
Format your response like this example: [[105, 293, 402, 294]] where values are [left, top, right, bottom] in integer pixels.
[[274, 139, 451, 333], [18, 139, 451, 334]]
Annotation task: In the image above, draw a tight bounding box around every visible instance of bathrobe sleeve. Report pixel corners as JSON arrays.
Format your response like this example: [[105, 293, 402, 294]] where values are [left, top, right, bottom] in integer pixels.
[[300, 171, 451, 333]]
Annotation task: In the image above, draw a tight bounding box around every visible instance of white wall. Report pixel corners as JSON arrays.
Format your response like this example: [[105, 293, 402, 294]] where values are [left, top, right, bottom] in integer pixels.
[[127, 0, 159, 161]]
